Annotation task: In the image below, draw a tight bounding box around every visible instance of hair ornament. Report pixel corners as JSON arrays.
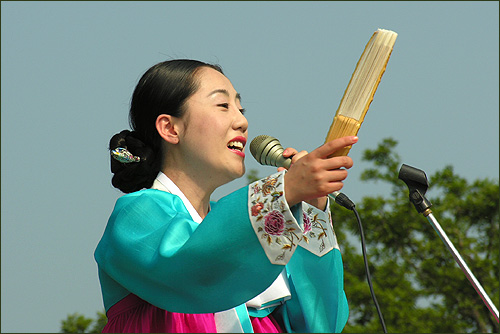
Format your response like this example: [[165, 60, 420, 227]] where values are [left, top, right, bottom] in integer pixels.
[[111, 147, 141, 163]]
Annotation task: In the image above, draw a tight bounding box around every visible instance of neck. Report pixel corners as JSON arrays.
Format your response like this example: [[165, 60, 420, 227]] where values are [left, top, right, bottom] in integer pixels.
[[162, 167, 215, 219]]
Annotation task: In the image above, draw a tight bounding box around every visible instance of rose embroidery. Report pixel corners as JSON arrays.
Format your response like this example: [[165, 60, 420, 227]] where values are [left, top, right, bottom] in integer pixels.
[[251, 202, 264, 216], [299, 208, 334, 254], [303, 212, 312, 233], [264, 210, 286, 235], [249, 172, 312, 264], [250, 173, 338, 263]]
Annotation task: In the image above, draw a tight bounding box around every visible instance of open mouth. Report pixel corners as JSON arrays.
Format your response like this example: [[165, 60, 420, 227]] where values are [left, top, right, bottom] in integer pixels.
[[227, 137, 246, 157], [228, 141, 244, 151]]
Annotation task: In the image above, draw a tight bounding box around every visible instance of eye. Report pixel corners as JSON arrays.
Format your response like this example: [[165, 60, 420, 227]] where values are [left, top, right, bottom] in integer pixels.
[[217, 103, 245, 115]]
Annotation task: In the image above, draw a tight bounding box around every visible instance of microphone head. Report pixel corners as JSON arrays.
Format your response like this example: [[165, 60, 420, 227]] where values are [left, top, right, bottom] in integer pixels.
[[250, 135, 291, 168], [250, 135, 272, 159]]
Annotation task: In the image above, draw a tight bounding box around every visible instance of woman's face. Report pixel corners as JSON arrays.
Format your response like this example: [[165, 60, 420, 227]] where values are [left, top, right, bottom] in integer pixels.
[[177, 67, 249, 186]]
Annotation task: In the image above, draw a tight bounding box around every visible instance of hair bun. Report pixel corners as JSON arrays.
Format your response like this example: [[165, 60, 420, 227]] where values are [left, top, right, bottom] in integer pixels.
[[109, 130, 159, 193]]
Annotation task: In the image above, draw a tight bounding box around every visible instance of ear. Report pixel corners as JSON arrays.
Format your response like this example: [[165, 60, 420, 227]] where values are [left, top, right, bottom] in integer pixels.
[[156, 114, 181, 144]]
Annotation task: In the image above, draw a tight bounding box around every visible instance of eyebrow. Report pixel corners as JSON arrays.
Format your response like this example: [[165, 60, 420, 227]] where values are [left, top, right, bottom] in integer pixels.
[[208, 89, 242, 101]]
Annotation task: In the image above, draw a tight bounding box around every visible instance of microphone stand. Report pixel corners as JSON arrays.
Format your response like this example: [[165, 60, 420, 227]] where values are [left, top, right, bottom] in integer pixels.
[[398, 164, 499, 323]]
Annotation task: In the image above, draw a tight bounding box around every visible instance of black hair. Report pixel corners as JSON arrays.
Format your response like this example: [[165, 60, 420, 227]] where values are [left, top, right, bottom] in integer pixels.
[[109, 59, 224, 193]]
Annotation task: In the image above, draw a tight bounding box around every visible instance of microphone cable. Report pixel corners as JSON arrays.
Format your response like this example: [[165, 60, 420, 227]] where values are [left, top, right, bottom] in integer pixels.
[[329, 192, 388, 333]]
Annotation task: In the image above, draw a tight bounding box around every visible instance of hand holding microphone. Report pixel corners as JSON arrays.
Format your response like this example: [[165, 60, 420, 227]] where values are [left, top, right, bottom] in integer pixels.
[[250, 135, 357, 208]]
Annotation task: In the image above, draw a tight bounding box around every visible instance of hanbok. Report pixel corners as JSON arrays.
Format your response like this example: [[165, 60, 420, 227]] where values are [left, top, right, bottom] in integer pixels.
[[95, 171, 349, 332]]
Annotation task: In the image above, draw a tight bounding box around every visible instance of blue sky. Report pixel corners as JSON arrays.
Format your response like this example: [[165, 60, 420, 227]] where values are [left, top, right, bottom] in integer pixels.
[[1, 1, 498, 332]]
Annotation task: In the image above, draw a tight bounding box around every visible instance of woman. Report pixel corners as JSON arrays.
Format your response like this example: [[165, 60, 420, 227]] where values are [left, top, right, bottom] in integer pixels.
[[95, 59, 356, 333]]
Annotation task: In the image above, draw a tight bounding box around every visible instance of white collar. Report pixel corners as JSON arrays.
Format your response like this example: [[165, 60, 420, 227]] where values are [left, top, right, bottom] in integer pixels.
[[152, 172, 205, 224]]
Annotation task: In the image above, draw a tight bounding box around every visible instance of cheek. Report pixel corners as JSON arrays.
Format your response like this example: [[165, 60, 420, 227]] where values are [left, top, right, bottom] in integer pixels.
[[199, 118, 228, 138], [185, 117, 210, 136], [184, 119, 221, 150], [183, 113, 232, 151]]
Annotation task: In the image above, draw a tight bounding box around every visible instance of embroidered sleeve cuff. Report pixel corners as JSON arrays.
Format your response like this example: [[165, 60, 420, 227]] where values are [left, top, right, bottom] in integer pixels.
[[298, 198, 340, 256], [248, 171, 304, 265]]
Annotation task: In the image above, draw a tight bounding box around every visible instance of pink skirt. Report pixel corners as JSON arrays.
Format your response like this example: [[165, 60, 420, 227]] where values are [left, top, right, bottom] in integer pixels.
[[102, 294, 282, 333]]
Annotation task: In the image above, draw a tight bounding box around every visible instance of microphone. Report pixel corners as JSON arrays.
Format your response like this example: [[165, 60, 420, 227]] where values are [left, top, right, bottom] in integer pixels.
[[249, 135, 355, 210], [250, 135, 292, 169]]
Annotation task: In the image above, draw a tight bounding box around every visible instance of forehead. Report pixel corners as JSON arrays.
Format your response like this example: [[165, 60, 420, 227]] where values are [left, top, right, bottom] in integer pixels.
[[194, 67, 239, 98]]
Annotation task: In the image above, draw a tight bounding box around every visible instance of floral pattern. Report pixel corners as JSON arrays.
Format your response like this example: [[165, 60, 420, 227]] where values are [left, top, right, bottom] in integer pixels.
[[264, 211, 286, 235], [249, 172, 302, 265], [298, 204, 339, 256], [302, 213, 312, 233], [248, 171, 339, 264], [251, 202, 264, 216]]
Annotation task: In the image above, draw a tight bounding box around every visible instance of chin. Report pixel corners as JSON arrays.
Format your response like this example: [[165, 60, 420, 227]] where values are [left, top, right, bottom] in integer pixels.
[[239, 164, 246, 178], [231, 166, 246, 180], [225, 165, 246, 183]]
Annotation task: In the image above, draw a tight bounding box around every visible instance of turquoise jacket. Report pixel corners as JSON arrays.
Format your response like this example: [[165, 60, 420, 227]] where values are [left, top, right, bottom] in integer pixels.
[[95, 172, 348, 332]]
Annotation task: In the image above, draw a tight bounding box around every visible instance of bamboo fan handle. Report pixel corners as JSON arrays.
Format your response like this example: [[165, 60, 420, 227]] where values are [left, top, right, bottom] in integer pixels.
[[325, 29, 397, 157]]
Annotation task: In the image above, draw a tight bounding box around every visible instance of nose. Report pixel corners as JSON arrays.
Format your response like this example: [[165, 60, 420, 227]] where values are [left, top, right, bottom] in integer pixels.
[[233, 108, 248, 133]]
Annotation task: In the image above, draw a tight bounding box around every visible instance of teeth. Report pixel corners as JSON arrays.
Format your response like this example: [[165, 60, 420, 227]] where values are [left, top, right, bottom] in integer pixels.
[[228, 141, 244, 151]]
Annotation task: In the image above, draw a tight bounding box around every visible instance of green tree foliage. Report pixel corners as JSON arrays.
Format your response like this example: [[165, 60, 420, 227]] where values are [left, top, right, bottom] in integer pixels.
[[60, 311, 107, 333], [246, 168, 261, 184], [330, 138, 499, 333]]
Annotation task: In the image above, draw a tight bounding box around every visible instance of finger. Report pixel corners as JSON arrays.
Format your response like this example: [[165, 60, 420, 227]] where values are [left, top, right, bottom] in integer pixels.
[[291, 150, 308, 163], [325, 181, 346, 194], [282, 147, 298, 158], [323, 155, 354, 171], [326, 169, 349, 183], [311, 179, 347, 198], [310, 136, 358, 159]]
